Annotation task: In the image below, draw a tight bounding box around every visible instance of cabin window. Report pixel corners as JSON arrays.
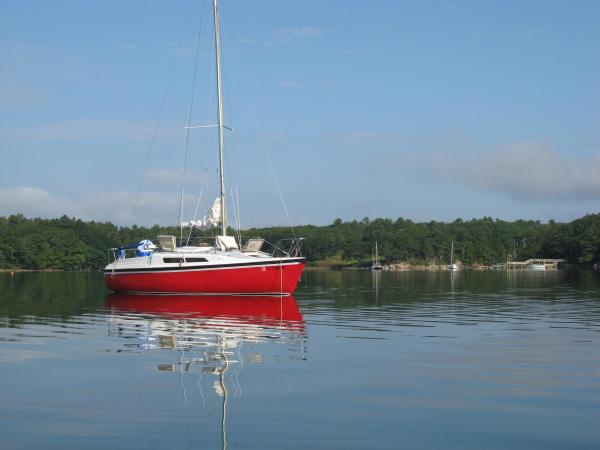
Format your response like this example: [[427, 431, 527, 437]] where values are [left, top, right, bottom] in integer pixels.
[[163, 257, 183, 263], [185, 258, 208, 263], [163, 257, 208, 263]]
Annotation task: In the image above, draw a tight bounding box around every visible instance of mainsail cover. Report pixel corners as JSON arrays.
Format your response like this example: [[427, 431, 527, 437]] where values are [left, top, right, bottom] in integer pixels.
[[182, 197, 222, 230]]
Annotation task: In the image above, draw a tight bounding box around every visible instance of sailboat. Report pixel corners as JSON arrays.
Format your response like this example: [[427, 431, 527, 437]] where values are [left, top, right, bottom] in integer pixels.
[[448, 241, 458, 271], [371, 241, 383, 271], [104, 0, 305, 295]]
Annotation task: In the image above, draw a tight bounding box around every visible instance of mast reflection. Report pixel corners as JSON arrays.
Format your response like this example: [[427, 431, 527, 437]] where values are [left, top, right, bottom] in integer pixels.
[[105, 294, 305, 450]]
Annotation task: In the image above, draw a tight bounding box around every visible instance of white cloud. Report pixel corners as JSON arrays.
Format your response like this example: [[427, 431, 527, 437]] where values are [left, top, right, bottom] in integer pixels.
[[460, 142, 600, 200], [235, 37, 258, 46], [0, 85, 44, 108], [170, 38, 212, 57], [0, 187, 77, 218], [0, 186, 207, 226], [279, 79, 336, 89], [275, 26, 321, 40], [145, 168, 210, 188], [0, 185, 302, 228], [341, 132, 402, 143], [117, 43, 137, 51], [267, 26, 322, 45], [280, 80, 300, 88], [0, 119, 181, 143], [81, 190, 183, 225], [391, 141, 600, 202]]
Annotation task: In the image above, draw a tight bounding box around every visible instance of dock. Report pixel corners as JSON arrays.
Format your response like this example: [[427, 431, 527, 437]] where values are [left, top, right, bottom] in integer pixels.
[[495, 258, 566, 270]]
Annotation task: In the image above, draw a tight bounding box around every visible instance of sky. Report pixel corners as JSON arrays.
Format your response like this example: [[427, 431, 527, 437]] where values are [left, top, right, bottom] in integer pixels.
[[1, 0, 600, 227]]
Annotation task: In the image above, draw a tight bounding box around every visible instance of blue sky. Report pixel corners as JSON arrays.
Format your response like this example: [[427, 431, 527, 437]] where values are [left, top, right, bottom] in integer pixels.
[[1, 0, 599, 227]]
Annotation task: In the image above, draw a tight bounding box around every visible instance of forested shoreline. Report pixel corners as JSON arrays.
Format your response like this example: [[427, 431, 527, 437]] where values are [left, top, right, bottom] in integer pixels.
[[0, 213, 599, 271]]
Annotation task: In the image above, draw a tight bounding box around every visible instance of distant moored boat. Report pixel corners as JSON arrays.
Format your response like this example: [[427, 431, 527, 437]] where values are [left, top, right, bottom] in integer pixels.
[[448, 241, 459, 271], [372, 241, 383, 271]]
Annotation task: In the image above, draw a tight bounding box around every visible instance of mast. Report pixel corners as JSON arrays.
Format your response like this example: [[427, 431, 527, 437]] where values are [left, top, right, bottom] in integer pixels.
[[450, 242, 454, 265], [213, 0, 227, 236]]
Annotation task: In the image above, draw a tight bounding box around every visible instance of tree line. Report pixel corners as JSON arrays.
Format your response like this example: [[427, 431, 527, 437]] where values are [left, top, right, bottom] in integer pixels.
[[0, 213, 599, 270]]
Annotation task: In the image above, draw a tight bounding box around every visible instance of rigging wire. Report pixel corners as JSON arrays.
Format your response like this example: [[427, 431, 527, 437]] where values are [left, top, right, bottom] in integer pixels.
[[220, 20, 297, 238], [235, 186, 242, 246], [181, 0, 216, 245], [129, 0, 194, 226], [183, 4, 220, 245], [265, 147, 297, 240], [185, 22, 217, 245], [229, 187, 242, 246], [185, 186, 204, 246], [179, 4, 206, 243]]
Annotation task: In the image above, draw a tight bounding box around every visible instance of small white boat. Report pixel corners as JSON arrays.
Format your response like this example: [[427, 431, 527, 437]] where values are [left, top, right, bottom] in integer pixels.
[[527, 263, 546, 271]]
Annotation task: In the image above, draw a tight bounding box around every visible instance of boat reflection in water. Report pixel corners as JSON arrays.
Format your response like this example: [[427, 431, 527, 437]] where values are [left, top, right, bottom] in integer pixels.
[[106, 294, 305, 449], [106, 294, 303, 329]]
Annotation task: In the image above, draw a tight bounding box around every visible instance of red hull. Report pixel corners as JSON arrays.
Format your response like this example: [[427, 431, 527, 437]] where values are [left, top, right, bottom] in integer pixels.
[[105, 261, 305, 294]]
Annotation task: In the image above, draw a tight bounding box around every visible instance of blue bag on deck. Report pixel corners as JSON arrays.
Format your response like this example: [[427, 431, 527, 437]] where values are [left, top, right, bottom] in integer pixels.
[[136, 239, 156, 257]]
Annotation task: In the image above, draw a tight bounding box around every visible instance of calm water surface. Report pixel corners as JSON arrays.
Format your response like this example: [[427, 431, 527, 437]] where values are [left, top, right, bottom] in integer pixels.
[[1, 270, 600, 449]]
